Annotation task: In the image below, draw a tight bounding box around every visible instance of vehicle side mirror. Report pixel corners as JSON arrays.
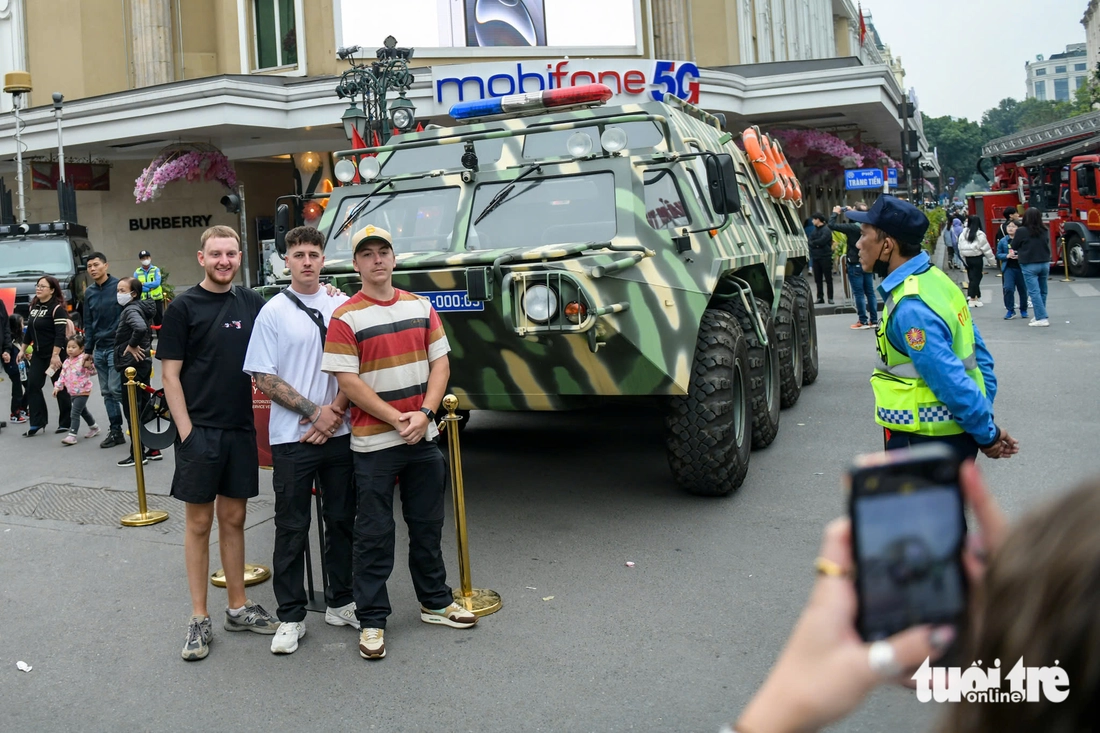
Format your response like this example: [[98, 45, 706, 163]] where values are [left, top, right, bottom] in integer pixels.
[[78, 255, 89, 272], [705, 153, 740, 215], [274, 204, 290, 256]]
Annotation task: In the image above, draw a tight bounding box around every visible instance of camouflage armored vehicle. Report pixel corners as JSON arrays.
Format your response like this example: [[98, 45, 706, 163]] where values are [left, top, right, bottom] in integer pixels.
[[265, 85, 819, 496]]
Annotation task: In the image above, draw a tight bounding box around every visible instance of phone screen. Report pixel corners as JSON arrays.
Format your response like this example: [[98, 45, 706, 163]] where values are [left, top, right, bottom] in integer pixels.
[[850, 449, 967, 641]]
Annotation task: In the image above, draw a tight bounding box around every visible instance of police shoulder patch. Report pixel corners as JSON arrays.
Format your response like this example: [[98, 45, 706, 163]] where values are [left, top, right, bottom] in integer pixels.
[[905, 327, 926, 351]]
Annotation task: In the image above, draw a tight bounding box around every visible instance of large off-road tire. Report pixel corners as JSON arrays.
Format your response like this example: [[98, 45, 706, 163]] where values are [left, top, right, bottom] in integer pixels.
[[790, 275, 820, 386], [665, 309, 752, 496], [1065, 234, 1099, 277], [775, 280, 803, 409], [720, 297, 780, 450]]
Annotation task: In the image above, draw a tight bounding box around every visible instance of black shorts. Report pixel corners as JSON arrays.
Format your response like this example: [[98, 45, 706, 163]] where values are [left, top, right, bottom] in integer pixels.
[[170, 425, 259, 504]]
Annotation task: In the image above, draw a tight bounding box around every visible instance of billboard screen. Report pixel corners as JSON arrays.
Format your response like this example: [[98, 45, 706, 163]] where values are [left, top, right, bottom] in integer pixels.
[[335, 0, 640, 54]]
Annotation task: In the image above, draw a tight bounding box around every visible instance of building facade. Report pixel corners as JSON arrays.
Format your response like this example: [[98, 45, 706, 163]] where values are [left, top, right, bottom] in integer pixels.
[[1083, 0, 1100, 79], [1025, 43, 1088, 103], [1, 0, 920, 287]]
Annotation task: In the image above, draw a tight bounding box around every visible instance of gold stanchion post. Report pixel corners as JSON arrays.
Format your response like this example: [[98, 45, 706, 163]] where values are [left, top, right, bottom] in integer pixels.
[[120, 367, 169, 527], [442, 394, 501, 616], [1060, 236, 1074, 282]]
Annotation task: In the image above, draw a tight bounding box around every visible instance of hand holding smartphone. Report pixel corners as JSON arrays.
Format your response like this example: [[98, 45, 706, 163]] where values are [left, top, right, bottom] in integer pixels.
[[45, 366, 57, 378], [848, 444, 968, 642]]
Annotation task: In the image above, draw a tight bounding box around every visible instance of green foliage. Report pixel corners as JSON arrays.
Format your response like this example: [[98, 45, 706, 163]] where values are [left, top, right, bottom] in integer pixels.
[[924, 81, 1098, 196], [159, 269, 177, 301], [923, 207, 947, 254], [922, 113, 986, 190]]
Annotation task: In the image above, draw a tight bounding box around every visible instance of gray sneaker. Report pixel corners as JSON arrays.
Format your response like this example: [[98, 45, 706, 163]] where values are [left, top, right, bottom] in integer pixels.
[[181, 615, 212, 661], [223, 600, 279, 634]]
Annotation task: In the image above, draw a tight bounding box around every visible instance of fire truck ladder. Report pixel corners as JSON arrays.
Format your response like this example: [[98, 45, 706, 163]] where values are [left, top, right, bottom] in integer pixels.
[[983, 110, 1100, 159]]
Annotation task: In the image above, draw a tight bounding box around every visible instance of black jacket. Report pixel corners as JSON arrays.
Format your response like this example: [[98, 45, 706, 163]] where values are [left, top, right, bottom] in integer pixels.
[[828, 213, 862, 264], [0, 299, 10, 353], [1011, 228, 1051, 265], [808, 224, 833, 259], [114, 298, 155, 371], [83, 275, 122, 353]]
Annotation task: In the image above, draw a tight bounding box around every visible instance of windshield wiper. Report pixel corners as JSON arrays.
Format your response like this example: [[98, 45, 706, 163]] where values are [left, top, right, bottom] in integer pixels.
[[334, 180, 394, 238], [473, 164, 542, 226], [4, 269, 48, 277]]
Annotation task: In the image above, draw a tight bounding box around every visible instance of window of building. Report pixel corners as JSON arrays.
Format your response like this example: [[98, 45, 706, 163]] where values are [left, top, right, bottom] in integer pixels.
[[1035, 68, 1047, 76], [1075, 62, 1088, 71], [1055, 78, 1070, 101], [1055, 65, 1067, 74], [254, 0, 298, 70], [1035, 80, 1046, 100]]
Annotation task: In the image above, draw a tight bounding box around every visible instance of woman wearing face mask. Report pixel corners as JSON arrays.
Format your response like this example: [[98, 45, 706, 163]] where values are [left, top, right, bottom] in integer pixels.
[[114, 277, 160, 466]]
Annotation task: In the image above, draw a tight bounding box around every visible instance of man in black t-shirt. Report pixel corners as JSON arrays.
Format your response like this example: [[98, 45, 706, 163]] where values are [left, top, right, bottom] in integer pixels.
[[157, 225, 277, 661]]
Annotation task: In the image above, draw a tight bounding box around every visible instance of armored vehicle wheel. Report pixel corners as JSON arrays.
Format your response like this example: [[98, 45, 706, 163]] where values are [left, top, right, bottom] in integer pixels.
[[776, 280, 803, 409], [721, 297, 780, 449], [790, 276, 820, 385], [665, 309, 752, 496]]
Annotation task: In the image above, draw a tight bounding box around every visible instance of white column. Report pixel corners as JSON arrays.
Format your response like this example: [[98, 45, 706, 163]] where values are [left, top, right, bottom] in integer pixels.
[[130, 0, 175, 87]]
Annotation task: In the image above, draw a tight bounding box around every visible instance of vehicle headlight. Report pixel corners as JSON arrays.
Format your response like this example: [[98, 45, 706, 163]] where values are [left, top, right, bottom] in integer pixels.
[[522, 284, 558, 323]]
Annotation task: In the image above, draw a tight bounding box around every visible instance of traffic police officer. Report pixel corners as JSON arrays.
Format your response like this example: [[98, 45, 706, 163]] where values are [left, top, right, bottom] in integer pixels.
[[134, 249, 165, 327], [846, 196, 1018, 461]]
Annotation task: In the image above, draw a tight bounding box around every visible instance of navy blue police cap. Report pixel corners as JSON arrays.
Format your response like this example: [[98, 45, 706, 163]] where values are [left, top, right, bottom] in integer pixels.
[[845, 195, 929, 248]]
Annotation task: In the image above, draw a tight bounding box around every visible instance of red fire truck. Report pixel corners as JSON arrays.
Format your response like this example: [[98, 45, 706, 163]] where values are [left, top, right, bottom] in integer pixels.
[[968, 110, 1100, 276]]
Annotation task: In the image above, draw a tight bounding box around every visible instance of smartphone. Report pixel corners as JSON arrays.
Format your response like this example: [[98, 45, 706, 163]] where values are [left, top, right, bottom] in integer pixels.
[[45, 366, 57, 378], [848, 443, 968, 642]]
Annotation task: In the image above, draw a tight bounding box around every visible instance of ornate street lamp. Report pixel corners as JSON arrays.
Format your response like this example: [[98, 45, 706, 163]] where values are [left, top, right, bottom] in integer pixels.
[[335, 35, 416, 145]]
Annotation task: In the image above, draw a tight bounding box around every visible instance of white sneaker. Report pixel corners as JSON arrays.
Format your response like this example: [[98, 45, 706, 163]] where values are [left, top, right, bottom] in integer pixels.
[[974, 300, 983, 308], [270, 621, 305, 654], [967, 300, 975, 308], [325, 602, 360, 629], [1028, 319, 1050, 327]]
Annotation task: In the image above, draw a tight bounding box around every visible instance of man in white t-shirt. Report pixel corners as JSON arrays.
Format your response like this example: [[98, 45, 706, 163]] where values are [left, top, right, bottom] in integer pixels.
[[243, 226, 358, 654]]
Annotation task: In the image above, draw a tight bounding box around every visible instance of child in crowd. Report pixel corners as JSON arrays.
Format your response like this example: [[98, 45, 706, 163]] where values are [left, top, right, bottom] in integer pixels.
[[53, 334, 100, 445]]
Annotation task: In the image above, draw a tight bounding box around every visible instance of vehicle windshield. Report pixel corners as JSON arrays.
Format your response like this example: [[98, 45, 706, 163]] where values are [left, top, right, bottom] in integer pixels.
[[467, 172, 617, 250], [326, 187, 461, 255], [0, 238, 73, 277]]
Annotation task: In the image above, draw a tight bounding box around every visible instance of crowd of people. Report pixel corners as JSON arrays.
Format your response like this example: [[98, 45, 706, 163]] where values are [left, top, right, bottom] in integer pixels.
[[3, 253, 163, 462], [4, 204, 1092, 724], [819, 202, 1053, 328]]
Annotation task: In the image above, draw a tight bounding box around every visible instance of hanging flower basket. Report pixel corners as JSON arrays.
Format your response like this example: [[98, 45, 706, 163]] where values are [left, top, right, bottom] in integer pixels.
[[134, 143, 237, 204], [770, 129, 863, 172]]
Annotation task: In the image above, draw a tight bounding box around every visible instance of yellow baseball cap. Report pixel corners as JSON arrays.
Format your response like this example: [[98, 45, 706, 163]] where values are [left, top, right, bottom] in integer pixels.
[[351, 224, 394, 253]]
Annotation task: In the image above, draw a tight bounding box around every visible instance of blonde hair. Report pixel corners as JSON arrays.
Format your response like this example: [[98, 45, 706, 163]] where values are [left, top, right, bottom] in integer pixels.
[[200, 225, 240, 250]]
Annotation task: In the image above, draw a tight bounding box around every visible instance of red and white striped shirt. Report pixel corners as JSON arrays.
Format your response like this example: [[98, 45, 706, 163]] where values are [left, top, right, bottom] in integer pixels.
[[321, 289, 450, 453]]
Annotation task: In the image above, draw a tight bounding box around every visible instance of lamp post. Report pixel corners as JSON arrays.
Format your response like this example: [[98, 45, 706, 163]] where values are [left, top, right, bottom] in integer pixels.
[[335, 35, 417, 146]]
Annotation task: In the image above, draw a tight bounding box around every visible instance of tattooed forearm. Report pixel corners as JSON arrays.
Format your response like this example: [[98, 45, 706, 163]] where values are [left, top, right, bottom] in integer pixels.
[[254, 372, 319, 420]]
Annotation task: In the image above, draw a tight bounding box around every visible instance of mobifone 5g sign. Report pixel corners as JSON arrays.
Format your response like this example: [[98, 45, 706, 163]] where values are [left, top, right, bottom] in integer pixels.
[[433, 59, 700, 110]]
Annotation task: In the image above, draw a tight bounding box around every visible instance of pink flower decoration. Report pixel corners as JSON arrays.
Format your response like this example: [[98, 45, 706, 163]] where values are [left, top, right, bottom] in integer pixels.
[[133, 150, 237, 204]]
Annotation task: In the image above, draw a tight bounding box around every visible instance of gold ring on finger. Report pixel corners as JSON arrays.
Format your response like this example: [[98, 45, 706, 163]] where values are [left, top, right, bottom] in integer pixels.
[[814, 556, 847, 578]]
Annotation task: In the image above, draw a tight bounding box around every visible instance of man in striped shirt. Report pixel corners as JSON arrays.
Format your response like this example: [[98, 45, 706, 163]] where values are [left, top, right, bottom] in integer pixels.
[[321, 224, 477, 661]]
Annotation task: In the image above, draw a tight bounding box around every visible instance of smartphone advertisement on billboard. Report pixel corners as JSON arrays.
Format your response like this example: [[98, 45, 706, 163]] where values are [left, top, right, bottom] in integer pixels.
[[335, 0, 641, 54]]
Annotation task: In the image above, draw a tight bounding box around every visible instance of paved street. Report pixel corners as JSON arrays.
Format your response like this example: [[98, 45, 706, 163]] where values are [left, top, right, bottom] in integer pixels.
[[2, 274, 1098, 732]]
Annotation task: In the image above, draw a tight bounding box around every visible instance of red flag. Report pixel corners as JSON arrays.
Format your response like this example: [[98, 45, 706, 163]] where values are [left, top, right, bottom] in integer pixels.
[[858, 3, 867, 47], [350, 126, 367, 150]]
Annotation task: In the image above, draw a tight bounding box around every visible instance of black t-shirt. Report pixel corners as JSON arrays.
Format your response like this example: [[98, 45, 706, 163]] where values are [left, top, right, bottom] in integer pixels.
[[156, 284, 266, 430]]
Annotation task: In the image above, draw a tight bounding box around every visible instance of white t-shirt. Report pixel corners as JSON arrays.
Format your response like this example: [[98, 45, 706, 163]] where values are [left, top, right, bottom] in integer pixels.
[[243, 286, 351, 446]]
